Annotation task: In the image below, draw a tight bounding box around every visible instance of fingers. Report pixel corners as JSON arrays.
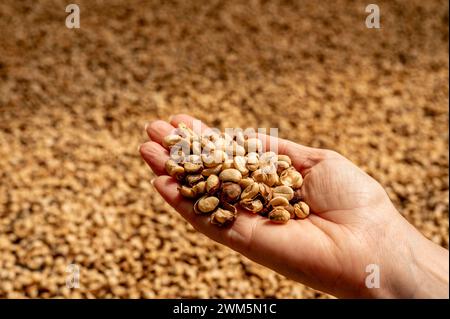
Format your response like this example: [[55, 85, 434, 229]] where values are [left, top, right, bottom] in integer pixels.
[[145, 120, 175, 145], [252, 132, 328, 172], [169, 114, 210, 134], [139, 141, 169, 176]]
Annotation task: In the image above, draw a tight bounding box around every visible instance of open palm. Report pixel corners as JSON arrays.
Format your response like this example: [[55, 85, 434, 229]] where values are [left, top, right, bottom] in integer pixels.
[[140, 114, 427, 298]]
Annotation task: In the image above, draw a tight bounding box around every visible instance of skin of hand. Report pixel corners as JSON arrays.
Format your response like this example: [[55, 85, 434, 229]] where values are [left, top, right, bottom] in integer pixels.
[[139, 114, 449, 299]]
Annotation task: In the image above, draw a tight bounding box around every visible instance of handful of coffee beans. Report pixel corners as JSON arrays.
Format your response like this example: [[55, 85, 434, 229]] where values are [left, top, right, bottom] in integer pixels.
[[164, 123, 310, 226]]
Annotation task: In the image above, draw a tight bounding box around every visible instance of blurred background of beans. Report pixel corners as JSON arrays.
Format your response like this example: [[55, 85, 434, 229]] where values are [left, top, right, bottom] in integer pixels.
[[0, 0, 448, 298]]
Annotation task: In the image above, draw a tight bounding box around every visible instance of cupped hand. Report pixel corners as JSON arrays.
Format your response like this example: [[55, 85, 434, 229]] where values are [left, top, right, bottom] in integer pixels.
[[139, 114, 448, 298]]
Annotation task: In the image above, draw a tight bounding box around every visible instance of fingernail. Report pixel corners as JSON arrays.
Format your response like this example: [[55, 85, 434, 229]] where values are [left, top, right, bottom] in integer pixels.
[[137, 143, 143, 153], [150, 178, 155, 186], [168, 115, 174, 122], [144, 122, 149, 131]]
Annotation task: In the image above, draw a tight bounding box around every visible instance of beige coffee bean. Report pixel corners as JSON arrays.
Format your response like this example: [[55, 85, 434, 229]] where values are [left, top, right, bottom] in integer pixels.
[[184, 162, 203, 174], [241, 183, 260, 200], [165, 160, 185, 181], [192, 181, 206, 196], [233, 156, 249, 175], [231, 142, 246, 156], [268, 207, 291, 224], [239, 177, 254, 189], [210, 207, 236, 226], [258, 183, 273, 203], [293, 201, 310, 219], [246, 152, 260, 171], [251, 169, 266, 183], [280, 168, 303, 189], [273, 185, 294, 201], [245, 138, 263, 153], [222, 159, 234, 170], [265, 172, 279, 187], [276, 160, 290, 175], [277, 155, 292, 166], [206, 175, 220, 194], [202, 150, 228, 168], [240, 198, 263, 213], [178, 185, 196, 198], [194, 196, 220, 214], [162, 134, 183, 149], [201, 164, 222, 177], [185, 174, 204, 187], [220, 182, 241, 203], [219, 169, 242, 183], [269, 197, 290, 207]]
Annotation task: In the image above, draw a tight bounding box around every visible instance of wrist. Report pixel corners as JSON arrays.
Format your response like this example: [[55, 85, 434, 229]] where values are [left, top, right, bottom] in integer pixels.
[[374, 214, 449, 298]]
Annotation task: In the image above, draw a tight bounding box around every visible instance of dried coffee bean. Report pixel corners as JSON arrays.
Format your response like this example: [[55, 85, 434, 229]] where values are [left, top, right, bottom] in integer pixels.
[[258, 183, 273, 204], [178, 185, 196, 198], [210, 203, 237, 226], [192, 181, 206, 196], [185, 174, 204, 187], [184, 162, 203, 174], [219, 169, 242, 183], [222, 159, 234, 170], [233, 156, 249, 176], [245, 138, 263, 153], [239, 177, 254, 189], [268, 207, 291, 224], [246, 152, 259, 171], [240, 198, 263, 212], [202, 164, 222, 177], [280, 168, 303, 189], [276, 161, 290, 175], [165, 160, 185, 181], [163, 134, 183, 149], [251, 169, 266, 183], [241, 183, 260, 200], [293, 202, 310, 219], [206, 175, 220, 194], [269, 197, 290, 207], [273, 185, 294, 201], [194, 196, 220, 214], [220, 182, 242, 203], [277, 155, 292, 166]]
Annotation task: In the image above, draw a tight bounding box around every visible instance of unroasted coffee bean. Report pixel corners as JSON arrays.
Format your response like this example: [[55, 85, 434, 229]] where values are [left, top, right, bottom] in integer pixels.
[[241, 183, 260, 200], [184, 162, 203, 174], [293, 201, 310, 219], [233, 156, 249, 176], [280, 168, 303, 189], [206, 175, 220, 194], [185, 174, 204, 187], [202, 165, 222, 177], [239, 177, 254, 189], [277, 155, 292, 166], [210, 203, 237, 226], [246, 152, 259, 171], [220, 182, 242, 203], [268, 207, 291, 224], [240, 198, 263, 212], [219, 169, 242, 183], [273, 185, 294, 201], [165, 160, 185, 181], [269, 196, 290, 207], [178, 185, 196, 198], [192, 181, 206, 196], [194, 196, 220, 214], [163, 134, 183, 148]]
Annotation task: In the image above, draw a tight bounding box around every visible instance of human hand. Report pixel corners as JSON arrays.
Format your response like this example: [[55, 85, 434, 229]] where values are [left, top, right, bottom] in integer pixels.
[[140, 114, 449, 298]]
